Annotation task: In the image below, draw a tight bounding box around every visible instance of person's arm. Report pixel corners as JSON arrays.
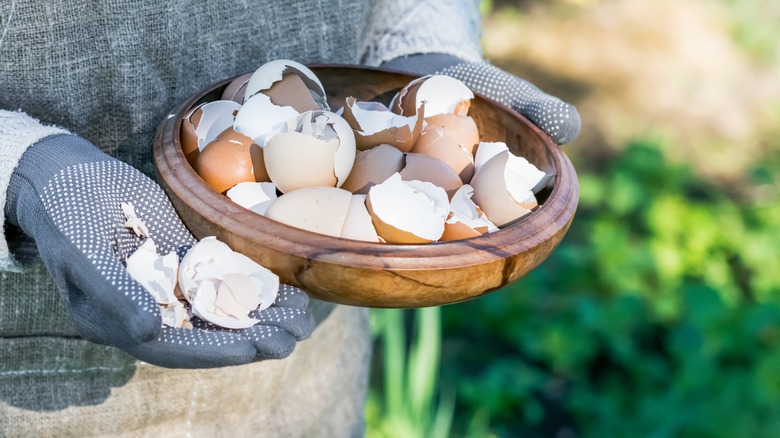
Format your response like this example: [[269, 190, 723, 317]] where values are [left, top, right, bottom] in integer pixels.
[[1, 111, 314, 368], [361, 0, 580, 145]]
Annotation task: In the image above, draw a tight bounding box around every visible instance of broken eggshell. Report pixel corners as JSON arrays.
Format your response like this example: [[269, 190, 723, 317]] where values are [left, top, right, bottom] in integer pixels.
[[470, 150, 547, 227], [412, 128, 475, 184], [180, 100, 242, 166], [194, 139, 263, 193], [233, 92, 299, 147], [221, 72, 253, 103], [400, 153, 463, 199], [243, 59, 328, 111], [424, 113, 480, 155], [440, 185, 499, 241], [341, 97, 424, 152], [178, 236, 279, 329], [341, 144, 405, 194], [264, 186, 353, 238], [366, 173, 449, 244], [226, 181, 278, 215], [390, 75, 473, 118], [263, 110, 356, 193]]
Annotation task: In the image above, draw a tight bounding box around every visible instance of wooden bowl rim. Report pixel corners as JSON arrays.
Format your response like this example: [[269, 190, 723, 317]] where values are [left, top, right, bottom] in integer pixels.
[[154, 64, 579, 271]]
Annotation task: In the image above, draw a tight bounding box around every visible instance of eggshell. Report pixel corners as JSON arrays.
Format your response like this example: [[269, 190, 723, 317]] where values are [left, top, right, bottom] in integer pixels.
[[366, 173, 448, 244], [400, 153, 463, 199], [125, 238, 179, 305], [215, 127, 269, 182], [195, 139, 258, 193], [263, 111, 356, 193], [470, 150, 547, 227], [341, 195, 382, 243], [424, 113, 480, 155], [243, 59, 328, 110], [233, 92, 299, 147], [341, 97, 424, 152], [180, 100, 241, 166], [390, 75, 473, 118], [226, 182, 278, 215], [474, 141, 509, 173], [412, 129, 475, 184], [262, 72, 321, 113], [341, 144, 404, 194], [221, 73, 253, 103], [178, 236, 279, 329], [440, 185, 498, 241], [264, 187, 353, 238]]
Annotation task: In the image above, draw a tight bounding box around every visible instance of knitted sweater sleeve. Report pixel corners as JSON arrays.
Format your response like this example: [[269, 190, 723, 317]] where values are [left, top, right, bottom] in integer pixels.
[[0, 110, 69, 272], [360, 0, 483, 67]]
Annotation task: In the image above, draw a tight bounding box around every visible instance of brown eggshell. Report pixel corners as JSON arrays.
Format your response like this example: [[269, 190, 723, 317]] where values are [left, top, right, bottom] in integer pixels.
[[263, 73, 321, 113], [341, 144, 404, 194], [215, 127, 269, 182], [440, 213, 482, 241], [424, 113, 480, 155], [195, 140, 257, 194], [470, 152, 534, 227], [400, 153, 463, 199], [221, 73, 253, 103], [180, 106, 204, 167], [342, 97, 424, 152], [263, 131, 339, 193], [412, 129, 475, 184]]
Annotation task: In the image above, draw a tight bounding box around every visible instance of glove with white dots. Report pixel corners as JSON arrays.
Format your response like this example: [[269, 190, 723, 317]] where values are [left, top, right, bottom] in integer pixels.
[[5, 133, 314, 368]]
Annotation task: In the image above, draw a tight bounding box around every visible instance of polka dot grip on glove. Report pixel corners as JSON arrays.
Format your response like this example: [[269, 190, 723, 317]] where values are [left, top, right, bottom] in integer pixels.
[[6, 134, 315, 368]]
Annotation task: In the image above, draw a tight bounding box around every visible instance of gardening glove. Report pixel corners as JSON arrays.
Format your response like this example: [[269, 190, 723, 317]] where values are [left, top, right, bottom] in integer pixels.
[[4, 133, 315, 368], [382, 53, 581, 145]]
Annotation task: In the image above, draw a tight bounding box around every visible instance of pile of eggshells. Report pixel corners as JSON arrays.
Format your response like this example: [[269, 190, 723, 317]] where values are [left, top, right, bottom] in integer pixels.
[[181, 60, 551, 244]]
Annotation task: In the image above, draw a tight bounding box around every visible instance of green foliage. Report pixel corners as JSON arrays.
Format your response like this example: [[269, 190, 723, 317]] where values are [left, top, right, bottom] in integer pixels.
[[368, 137, 780, 437]]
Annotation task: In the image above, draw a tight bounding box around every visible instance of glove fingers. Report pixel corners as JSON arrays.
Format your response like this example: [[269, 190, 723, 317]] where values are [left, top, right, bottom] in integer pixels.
[[272, 284, 310, 310], [251, 306, 316, 340], [123, 327, 257, 369], [190, 318, 300, 360]]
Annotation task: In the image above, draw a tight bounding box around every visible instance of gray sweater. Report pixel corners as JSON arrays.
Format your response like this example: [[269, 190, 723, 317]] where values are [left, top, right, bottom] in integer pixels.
[[0, 0, 481, 435]]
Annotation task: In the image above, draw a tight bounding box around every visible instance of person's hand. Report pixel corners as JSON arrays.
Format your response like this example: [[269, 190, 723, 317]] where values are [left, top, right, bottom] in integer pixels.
[[5, 134, 315, 368], [381, 54, 581, 145]]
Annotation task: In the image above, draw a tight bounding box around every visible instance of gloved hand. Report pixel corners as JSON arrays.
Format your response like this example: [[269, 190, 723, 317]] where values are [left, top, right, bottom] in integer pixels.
[[5, 133, 315, 368], [381, 54, 581, 145]]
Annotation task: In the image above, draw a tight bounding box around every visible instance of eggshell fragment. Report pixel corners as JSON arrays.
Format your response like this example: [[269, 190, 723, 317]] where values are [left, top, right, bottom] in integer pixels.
[[179, 237, 279, 329], [474, 141, 509, 173], [181, 100, 242, 166], [412, 129, 475, 184], [195, 139, 259, 193], [263, 111, 356, 193], [390, 75, 473, 118], [424, 113, 480, 155], [226, 182, 278, 215], [243, 59, 328, 110], [341, 144, 404, 194], [470, 150, 547, 227], [233, 93, 299, 147], [366, 173, 448, 244], [400, 153, 463, 199], [264, 187, 353, 237], [341, 195, 382, 243], [221, 73, 253, 103], [215, 127, 270, 182], [263, 73, 321, 113], [125, 238, 179, 305], [341, 97, 424, 152], [440, 185, 499, 241]]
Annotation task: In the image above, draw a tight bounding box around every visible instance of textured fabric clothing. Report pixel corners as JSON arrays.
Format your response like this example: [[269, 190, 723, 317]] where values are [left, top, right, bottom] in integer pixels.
[[0, 0, 482, 435]]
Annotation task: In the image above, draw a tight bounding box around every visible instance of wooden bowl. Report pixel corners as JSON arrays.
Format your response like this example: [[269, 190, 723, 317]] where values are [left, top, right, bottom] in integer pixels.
[[153, 65, 578, 308]]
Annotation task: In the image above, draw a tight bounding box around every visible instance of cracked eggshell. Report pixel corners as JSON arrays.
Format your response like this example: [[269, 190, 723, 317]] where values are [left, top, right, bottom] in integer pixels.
[[179, 236, 279, 329], [412, 129, 475, 184], [390, 75, 473, 118], [233, 93, 299, 147], [341, 195, 382, 243], [180, 100, 242, 166], [424, 113, 480, 155], [474, 141, 509, 173], [226, 182, 278, 215], [125, 238, 179, 305], [263, 110, 356, 193], [341, 144, 405, 194], [264, 186, 353, 238], [341, 97, 424, 152], [221, 73, 253, 103], [215, 127, 269, 182], [366, 173, 448, 244], [440, 185, 499, 241], [243, 59, 328, 110], [470, 150, 546, 227], [400, 153, 463, 199], [195, 139, 263, 194]]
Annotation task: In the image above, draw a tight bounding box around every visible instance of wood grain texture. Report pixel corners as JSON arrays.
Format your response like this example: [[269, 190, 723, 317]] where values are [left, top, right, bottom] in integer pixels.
[[153, 65, 579, 308]]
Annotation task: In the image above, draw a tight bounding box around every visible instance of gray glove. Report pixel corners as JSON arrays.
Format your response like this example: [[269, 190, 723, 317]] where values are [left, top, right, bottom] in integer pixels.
[[5, 134, 314, 368], [381, 54, 581, 145]]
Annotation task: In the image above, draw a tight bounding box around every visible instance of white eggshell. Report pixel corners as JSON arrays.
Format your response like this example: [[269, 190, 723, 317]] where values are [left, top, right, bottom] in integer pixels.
[[341, 98, 424, 152], [178, 236, 279, 329], [341, 195, 381, 242], [264, 186, 354, 238], [474, 141, 509, 173], [226, 182, 278, 215], [391, 75, 473, 117], [233, 93, 299, 146], [243, 59, 327, 109], [448, 185, 499, 234], [125, 238, 179, 305], [366, 173, 448, 244], [188, 100, 242, 152]]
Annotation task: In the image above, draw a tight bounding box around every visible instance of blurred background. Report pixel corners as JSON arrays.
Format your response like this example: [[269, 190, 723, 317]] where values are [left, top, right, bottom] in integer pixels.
[[366, 0, 780, 437]]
